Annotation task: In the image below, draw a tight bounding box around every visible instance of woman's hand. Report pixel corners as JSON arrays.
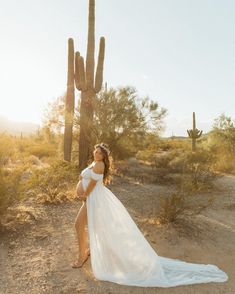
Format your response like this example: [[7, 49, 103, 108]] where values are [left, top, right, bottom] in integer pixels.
[[79, 175, 83, 180], [78, 193, 88, 202]]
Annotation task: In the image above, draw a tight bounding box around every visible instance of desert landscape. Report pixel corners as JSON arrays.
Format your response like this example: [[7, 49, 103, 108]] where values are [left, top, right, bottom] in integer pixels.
[[0, 0, 234, 293], [0, 158, 234, 293]]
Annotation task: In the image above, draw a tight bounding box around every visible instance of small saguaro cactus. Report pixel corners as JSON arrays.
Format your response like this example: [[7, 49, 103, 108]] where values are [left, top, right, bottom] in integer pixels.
[[187, 112, 203, 152], [75, 0, 105, 170]]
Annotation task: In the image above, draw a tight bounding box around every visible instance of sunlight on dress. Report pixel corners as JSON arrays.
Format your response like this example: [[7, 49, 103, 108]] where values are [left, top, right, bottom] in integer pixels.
[[80, 166, 229, 288]]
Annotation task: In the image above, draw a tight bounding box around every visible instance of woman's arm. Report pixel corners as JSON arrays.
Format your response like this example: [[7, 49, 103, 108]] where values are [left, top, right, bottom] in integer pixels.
[[83, 179, 98, 197], [80, 162, 104, 201]]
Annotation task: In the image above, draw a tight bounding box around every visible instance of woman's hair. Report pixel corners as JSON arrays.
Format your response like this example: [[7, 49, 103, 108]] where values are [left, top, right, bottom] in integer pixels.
[[92, 142, 113, 185]]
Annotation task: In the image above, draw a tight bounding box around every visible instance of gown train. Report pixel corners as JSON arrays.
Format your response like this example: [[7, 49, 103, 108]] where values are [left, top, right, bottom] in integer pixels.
[[80, 166, 229, 287]]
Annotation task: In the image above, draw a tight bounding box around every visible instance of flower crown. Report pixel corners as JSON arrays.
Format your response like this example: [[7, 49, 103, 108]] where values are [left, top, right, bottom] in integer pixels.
[[98, 144, 110, 155]]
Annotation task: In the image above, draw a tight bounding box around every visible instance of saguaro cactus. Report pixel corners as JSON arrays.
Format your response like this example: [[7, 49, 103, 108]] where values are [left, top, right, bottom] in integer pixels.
[[187, 112, 203, 152], [64, 38, 75, 162], [75, 0, 105, 170]]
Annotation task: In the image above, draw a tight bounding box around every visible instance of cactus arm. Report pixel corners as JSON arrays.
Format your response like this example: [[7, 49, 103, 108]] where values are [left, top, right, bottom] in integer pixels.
[[195, 130, 203, 138], [75, 52, 86, 91], [193, 112, 195, 129], [75, 52, 82, 90], [94, 36, 105, 93], [64, 37, 75, 162], [66, 38, 75, 112], [78, 56, 86, 91]]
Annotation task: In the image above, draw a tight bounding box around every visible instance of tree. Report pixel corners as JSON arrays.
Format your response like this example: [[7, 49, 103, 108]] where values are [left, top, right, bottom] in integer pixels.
[[210, 113, 235, 154], [91, 85, 168, 159], [42, 85, 168, 160], [42, 93, 65, 135]]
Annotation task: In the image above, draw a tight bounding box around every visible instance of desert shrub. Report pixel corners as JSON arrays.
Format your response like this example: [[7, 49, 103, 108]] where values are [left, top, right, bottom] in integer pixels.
[[152, 152, 173, 168], [0, 134, 15, 165], [212, 153, 235, 173], [0, 134, 19, 214], [16, 137, 32, 153], [157, 149, 216, 223], [205, 137, 235, 173], [0, 167, 7, 213], [157, 138, 191, 152], [136, 149, 156, 162], [119, 148, 217, 189], [168, 152, 187, 172], [158, 189, 214, 224], [165, 148, 217, 190], [0, 164, 30, 215], [15, 137, 57, 159], [137, 149, 181, 170], [26, 159, 78, 203], [152, 149, 184, 169], [25, 143, 56, 158], [135, 138, 190, 163], [25, 155, 43, 166], [0, 135, 60, 216], [182, 149, 217, 190], [204, 113, 235, 173], [159, 192, 185, 223]]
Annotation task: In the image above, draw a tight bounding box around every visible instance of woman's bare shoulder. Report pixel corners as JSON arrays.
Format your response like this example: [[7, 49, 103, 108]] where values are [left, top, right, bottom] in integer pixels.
[[93, 161, 105, 174]]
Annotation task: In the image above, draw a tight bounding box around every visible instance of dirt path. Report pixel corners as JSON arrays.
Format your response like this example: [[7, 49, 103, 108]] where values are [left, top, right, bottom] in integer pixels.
[[0, 173, 234, 294]]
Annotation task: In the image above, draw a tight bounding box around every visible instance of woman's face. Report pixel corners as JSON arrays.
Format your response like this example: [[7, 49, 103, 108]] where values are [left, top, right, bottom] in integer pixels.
[[93, 147, 104, 161]]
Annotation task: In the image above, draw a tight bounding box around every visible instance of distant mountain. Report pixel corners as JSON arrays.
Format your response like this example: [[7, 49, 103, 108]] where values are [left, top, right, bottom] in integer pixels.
[[0, 115, 40, 136]]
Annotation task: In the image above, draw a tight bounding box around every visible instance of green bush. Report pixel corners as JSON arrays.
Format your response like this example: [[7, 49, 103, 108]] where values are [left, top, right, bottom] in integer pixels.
[[26, 159, 78, 203], [164, 148, 217, 190], [204, 114, 235, 173], [213, 153, 235, 173]]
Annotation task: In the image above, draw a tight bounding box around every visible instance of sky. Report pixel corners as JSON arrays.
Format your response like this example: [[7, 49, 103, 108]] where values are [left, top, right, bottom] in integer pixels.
[[0, 0, 234, 137]]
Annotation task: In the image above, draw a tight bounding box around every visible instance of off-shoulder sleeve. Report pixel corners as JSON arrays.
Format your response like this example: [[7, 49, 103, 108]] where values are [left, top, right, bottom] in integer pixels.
[[90, 169, 104, 181]]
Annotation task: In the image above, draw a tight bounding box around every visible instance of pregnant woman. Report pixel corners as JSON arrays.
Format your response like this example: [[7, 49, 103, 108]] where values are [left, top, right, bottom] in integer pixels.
[[72, 145, 107, 268], [71, 142, 228, 288]]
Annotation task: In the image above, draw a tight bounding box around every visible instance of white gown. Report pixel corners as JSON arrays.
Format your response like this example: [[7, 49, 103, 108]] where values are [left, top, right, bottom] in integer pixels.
[[80, 166, 229, 288]]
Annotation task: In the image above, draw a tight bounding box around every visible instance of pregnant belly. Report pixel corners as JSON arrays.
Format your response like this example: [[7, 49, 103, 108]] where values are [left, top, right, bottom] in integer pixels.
[[76, 180, 84, 196], [76, 179, 90, 196]]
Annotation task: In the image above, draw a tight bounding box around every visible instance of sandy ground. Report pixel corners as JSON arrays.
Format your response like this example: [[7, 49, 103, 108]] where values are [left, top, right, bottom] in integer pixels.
[[0, 172, 234, 294]]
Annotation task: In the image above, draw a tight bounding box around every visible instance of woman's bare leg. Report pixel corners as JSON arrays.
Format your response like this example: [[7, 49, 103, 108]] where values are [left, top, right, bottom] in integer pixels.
[[72, 201, 89, 266]]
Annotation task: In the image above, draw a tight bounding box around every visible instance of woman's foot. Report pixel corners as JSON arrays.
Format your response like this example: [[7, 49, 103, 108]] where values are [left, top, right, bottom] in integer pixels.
[[71, 248, 90, 268], [72, 253, 89, 268]]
